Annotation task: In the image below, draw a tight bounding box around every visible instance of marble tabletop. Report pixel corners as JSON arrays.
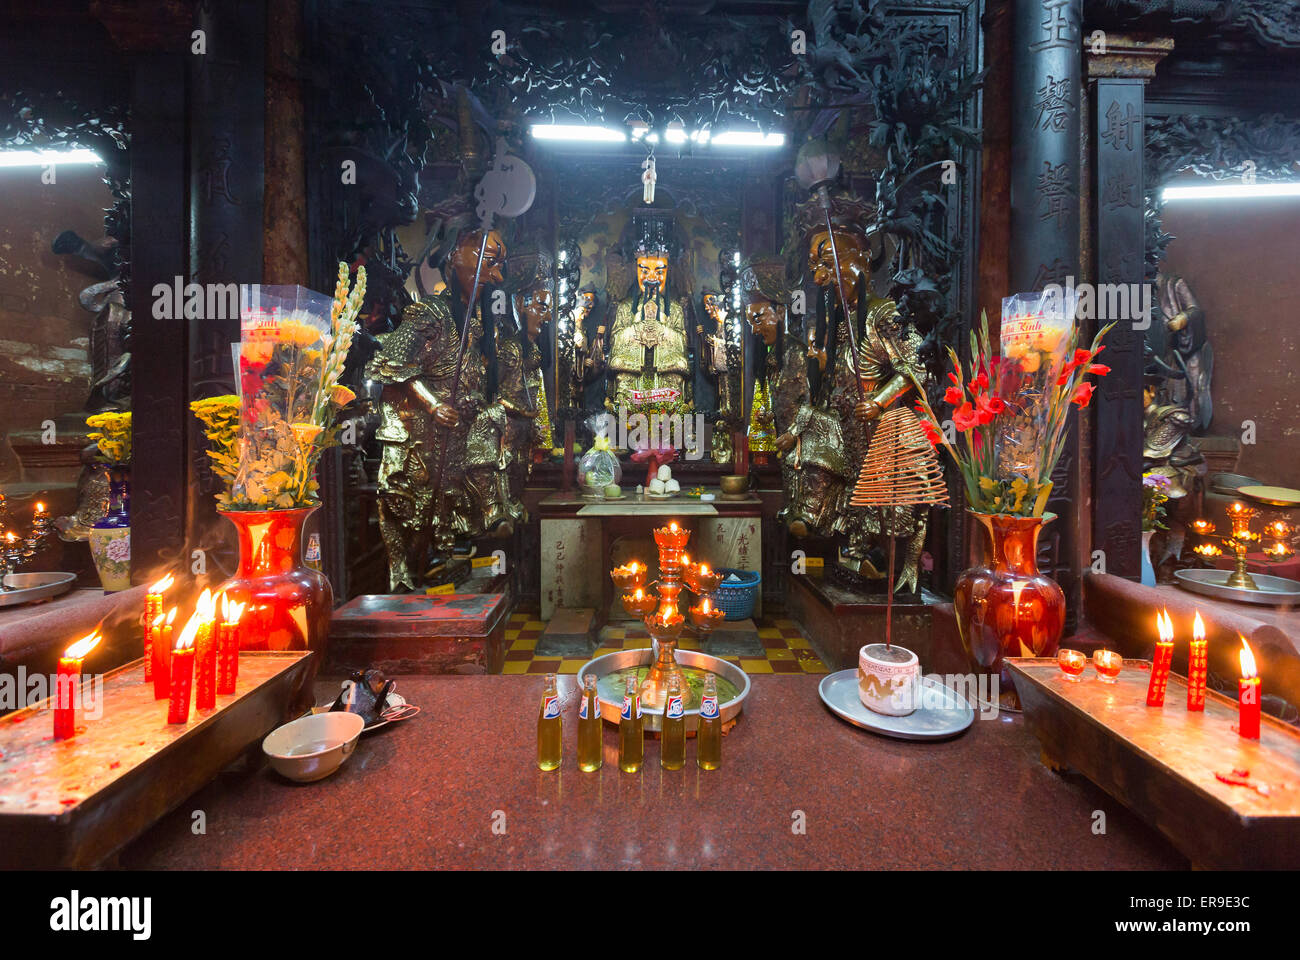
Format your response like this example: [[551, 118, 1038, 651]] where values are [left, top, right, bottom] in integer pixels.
[[119, 674, 1185, 870]]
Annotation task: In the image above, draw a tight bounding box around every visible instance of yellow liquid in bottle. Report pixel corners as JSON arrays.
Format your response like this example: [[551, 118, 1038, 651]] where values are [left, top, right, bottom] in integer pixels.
[[697, 694, 721, 770], [661, 691, 685, 770], [619, 691, 643, 773], [578, 691, 603, 772], [537, 693, 562, 771]]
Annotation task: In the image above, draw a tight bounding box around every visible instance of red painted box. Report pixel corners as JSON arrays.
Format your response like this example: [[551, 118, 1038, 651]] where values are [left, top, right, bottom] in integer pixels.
[[327, 593, 511, 675]]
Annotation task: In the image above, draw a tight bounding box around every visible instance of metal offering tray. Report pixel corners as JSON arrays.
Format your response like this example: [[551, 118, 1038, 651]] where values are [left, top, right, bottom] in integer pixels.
[[577, 647, 750, 733], [0, 572, 76, 607], [1174, 568, 1300, 607]]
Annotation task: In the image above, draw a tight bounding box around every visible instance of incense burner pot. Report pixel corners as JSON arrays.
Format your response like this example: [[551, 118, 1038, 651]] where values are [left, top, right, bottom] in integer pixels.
[[858, 643, 920, 717]]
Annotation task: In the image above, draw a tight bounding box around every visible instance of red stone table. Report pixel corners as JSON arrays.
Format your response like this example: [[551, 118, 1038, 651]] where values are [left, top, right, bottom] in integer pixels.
[[119, 675, 1185, 869]]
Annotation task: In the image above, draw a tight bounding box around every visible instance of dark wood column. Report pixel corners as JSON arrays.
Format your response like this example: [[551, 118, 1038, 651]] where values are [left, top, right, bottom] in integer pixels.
[[186, 0, 266, 577], [129, 53, 190, 579], [1086, 37, 1172, 582], [1010, 0, 1083, 618]]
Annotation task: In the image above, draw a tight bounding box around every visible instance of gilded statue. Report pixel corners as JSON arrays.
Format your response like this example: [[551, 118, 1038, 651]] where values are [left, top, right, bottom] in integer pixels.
[[464, 241, 554, 536], [367, 225, 502, 591], [802, 205, 932, 593], [592, 226, 691, 411]]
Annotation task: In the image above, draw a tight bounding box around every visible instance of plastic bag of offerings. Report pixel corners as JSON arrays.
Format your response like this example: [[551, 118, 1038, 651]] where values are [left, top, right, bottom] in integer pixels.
[[232, 284, 335, 509], [991, 289, 1076, 514]]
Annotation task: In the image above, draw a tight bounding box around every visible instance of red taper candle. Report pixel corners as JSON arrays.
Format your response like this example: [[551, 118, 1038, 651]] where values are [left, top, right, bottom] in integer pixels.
[[1146, 609, 1175, 707], [152, 607, 177, 700], [54, 632, 101, 740], [217, 595, 246, 696], [193, 589, 217, 711], [1238, 637, 1261, 740], [1187, 612, 1208, 712], [168, 615, 199, 724], [142, 572, 174, 683]]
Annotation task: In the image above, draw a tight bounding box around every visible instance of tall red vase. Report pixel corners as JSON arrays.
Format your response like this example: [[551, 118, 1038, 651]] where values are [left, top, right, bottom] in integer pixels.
[[217, 507, 332, 655], [954, 513, 1065, 709]]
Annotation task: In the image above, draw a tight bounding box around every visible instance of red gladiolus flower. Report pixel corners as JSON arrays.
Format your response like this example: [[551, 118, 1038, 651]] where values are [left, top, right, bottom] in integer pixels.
[[1071, 381, 1095, 407], [1088, 363, 1110, 376], [1071, 348, 1092, 366], [971, 430, 984, 453], [943, 386, 964, 405], [952, 402, 980, 432], [919, 419, 942, 447], [976, 394, 1005, 419], [971, 371, 989, 392]]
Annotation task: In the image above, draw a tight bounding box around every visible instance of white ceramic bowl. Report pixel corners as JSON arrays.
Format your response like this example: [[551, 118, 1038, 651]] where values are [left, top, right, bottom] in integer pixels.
[[262, 711, 365, 783]]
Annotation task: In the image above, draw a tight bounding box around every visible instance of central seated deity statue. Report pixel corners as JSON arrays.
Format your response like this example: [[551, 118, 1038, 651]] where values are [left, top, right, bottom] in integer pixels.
[[599, 231, 691, 411]]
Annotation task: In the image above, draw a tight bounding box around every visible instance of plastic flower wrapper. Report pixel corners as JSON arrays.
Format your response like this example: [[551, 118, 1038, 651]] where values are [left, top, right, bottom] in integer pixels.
[[990, 289, 1077, 513], [227, 265, 365, 509], [577, 413, 622, 491]]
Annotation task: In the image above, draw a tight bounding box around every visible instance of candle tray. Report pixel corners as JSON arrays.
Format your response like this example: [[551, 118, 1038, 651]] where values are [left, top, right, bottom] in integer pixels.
[[0, 650, 313, 868], [1007, 657, 1300, 869]]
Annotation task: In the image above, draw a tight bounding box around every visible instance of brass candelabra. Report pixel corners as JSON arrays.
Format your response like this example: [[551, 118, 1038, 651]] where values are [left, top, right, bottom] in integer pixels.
[[1189, 501, 1293, 590], [610, 521, 724, 711]]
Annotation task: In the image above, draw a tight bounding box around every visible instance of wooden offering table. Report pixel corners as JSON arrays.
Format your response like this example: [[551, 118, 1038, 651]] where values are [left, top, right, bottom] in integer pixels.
[[1009, 657, 1300, 869], [0, 651, 313, 868]]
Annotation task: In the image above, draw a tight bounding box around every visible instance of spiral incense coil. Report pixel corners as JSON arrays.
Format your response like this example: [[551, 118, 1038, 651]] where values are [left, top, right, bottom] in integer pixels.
[[850, 406, 949, 508]]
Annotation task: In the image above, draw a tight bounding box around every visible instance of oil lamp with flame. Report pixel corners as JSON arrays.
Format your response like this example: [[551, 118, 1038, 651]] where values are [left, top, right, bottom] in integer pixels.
[[1189, 504, 1294, 590], [610, 521, 728, 711], [0, 498, 53, 588]]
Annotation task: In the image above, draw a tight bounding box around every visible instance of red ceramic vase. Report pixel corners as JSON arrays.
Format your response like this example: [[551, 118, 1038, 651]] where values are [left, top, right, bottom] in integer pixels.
[[217, 507, 332, 655], [954, 513, 1065, 708]]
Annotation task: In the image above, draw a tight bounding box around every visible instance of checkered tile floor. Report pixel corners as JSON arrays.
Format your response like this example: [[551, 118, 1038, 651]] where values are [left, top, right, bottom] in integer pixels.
[[501, 614, 829, 675]]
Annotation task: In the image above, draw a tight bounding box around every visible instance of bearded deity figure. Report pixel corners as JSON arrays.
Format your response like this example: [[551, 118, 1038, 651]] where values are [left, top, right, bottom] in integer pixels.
[[591, 219, 692, 412], [366, 222, 501, 591], [800, 200, 932, 593]]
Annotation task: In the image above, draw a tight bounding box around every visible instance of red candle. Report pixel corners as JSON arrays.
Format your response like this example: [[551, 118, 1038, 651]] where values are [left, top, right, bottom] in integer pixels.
[[54, 631, 101, 740], [152, 607, 177, 700], [1238, 637, 1260, 740], [143, 572, 175, 683], [218, 594, 246, 695], [1146, 609, 1175, 707], [193, 589, 218, 711], [1187, 612, 1208, 712], [168, 615, 199, 724]]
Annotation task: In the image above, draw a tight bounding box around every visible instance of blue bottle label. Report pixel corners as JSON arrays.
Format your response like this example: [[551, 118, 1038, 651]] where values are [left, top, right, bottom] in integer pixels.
[[542, 695, 559, 720], [666, 694, 684, 719], [700, 695, 719, 719]]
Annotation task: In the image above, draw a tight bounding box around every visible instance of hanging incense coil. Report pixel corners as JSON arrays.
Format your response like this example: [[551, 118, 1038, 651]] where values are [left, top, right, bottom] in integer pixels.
[[850, 406, 949, 508]]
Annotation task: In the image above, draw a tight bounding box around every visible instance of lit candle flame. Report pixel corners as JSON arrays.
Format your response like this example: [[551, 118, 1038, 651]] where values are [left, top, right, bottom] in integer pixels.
[[681, 553, 690, 567], [64, 631, 102, 661], [669, 521, 678, 533], [633, 588, 643, 600], [221, 593, 246, 625], [701, 597, 711, 614], [35, 502, 45, 513], [699, 563, 710, 576], [148, 572, 176, 594], [196, 588, 215, 622], [174, 613, 200, 652], [1239, 636, 1257, 679], [1193, 611, 1206, 643], [1157, 609, 1173, 643]]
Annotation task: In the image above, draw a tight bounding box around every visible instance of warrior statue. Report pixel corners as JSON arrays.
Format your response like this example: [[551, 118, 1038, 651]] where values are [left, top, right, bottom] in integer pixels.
[[463, 240, 553, 536], [367, 219, 501, 591], [800, 197, 932, 593]]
